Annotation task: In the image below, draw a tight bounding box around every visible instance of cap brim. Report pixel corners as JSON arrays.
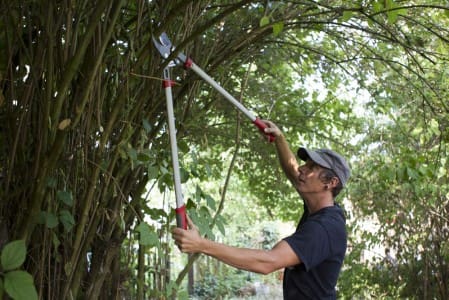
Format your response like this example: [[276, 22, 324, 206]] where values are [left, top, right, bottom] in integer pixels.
[[297, 147, 309, 161], [297, 147, 332, 170]]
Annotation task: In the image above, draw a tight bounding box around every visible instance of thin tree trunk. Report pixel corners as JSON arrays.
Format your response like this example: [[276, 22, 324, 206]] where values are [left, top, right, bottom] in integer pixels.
[[137, 240, 146, 299], [188, 254, 194, 296]]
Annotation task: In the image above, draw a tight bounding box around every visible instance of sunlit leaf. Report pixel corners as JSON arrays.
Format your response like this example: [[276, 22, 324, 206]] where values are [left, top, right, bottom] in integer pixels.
[[135, 222, 159, 247], [341, 11, 353, 22], [373, 1, 383, 13], [273, 22, 284, 36], [260, 16, 270, 27]]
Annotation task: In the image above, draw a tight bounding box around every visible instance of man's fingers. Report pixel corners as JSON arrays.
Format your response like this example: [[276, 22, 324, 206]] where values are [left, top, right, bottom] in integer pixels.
[[263, 120, 274, 127], [171, 215, 201, 254], [171, 230, 186, 250], [186, 214, 197, 230], [261, 120, 282, 137]]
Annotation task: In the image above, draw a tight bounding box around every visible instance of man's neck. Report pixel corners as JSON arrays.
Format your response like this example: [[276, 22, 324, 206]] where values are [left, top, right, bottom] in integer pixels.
[[303, 194, 334, 214]]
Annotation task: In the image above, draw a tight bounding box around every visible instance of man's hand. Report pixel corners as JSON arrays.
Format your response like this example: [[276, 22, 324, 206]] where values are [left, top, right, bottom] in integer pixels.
[[262, 120, 283, 138], [172, 215, 203, 253]]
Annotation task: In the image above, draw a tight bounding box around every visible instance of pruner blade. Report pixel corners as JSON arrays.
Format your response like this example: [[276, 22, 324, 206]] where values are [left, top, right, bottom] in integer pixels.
[[152, 32, 186, 66]]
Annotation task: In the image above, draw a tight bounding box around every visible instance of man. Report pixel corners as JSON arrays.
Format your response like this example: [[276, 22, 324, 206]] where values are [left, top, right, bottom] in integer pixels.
[[172, 120, 350, 299]]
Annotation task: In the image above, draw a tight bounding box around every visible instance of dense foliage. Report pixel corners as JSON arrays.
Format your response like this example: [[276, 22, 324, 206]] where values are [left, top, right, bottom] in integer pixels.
[[1, 0, 448, 299]]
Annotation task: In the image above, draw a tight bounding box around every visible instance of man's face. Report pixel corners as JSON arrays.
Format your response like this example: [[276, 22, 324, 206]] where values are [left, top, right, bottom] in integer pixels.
[[296, 159, 326, 194]]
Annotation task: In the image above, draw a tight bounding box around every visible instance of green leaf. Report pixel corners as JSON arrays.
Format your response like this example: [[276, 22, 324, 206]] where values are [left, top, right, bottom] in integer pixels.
[[143, 207, 167, 220], [215, 215, 226, 236], [259, 16, 270, 27], [195, 185, 202, 201], [429, 119, 440, 135], [385, 0, 394, 9], [57, 190, 73, 207], [137, 152, 151, 162], [142, 118, 152, 133], [180, 167, 190, 183], [4, 270, 38, 300], [64, 262, 72, 277], [205, 194, 216, 211], [158, 173, 173, 192], [1, 240, 26, 271], [46, 177, 57, 189], [193, 207, 215, 239], [159, 165, 169, 175], [373, 1, 383, 13], [341, 11, 353, 22], [52, 231, 61, 250], [178, 139, 190, 153], [59, 210, 75, 232], [186, 198, 197, 209], [38, 211, 58, 229], [100, 159, 109, 171], [387, 10, 399, 24], [384, 0, 401, 23], [272, 22, 284, 36], [147, 165, 159, 179], [126, 147, 137, 162], [406, 167, 418, 180], [135, 222, 159, 247]]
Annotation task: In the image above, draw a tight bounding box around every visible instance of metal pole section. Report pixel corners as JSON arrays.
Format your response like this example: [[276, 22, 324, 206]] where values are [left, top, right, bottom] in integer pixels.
[[188, 63, 257, 122], [163, 67, 187, 229], [186, 61, 275, 142]]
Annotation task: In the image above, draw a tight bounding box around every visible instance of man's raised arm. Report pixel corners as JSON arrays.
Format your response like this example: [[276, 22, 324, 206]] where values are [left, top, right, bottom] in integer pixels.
[[263, 120, 300, 186]]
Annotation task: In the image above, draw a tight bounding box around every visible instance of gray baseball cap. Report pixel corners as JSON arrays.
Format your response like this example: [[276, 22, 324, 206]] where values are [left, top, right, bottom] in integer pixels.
[[297, 147, 351, 186]]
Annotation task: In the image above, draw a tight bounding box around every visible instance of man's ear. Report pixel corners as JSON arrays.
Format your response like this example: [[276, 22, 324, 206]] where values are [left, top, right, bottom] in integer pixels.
[[330, 177, 339, 188]]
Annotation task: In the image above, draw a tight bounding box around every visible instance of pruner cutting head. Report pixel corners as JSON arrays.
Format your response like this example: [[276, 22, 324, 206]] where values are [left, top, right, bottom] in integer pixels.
[[152, 32, 186, 67]]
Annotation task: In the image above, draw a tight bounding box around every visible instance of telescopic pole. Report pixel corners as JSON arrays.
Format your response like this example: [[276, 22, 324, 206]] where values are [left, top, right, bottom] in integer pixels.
[[163, 67, 187, 229]]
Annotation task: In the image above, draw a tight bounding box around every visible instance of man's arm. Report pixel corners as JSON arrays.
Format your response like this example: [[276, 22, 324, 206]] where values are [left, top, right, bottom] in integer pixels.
[[263, 121, 300, 186], [172, 216, 300, 274]]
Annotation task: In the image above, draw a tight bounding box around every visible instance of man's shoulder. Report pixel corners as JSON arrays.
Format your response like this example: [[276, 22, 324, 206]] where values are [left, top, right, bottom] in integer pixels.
[[310, 205, 345, 221], [308, 206, 346, 235]]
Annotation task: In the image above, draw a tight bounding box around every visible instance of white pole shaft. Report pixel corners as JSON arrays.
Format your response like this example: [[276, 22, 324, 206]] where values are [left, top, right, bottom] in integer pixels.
[[164, 83, 184, 209], [189, 63, 256, 122]]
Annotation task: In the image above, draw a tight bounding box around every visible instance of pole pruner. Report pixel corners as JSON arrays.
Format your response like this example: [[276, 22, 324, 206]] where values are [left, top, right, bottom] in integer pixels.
[[153, 33, 276, 229]]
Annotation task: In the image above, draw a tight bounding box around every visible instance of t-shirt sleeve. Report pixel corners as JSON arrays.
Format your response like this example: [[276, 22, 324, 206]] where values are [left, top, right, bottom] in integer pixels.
[[283, 220, 330, 271]]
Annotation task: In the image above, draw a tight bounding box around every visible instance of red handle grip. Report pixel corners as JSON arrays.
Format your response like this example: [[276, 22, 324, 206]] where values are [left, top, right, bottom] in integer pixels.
[[175, 205, 187, 229], [253, 118, 275, 142]]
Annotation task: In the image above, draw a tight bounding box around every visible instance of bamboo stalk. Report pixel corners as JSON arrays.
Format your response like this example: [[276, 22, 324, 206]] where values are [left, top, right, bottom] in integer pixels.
[[50, 0, 109, 141], [62, 1, 127, 296]]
